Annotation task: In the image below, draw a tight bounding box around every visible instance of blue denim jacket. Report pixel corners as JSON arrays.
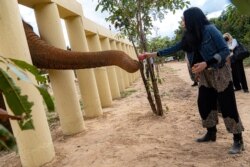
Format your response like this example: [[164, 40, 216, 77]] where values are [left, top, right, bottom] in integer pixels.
[[157, 24, 230, 68]]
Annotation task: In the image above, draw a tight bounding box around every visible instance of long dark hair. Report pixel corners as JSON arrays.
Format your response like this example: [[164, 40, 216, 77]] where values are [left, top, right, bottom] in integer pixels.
[[181, 7, 210, 52]]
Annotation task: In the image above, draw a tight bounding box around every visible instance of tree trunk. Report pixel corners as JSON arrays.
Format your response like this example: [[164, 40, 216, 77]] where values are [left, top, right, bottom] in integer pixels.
[[130, 41, 157, 114], [137, 2, 163, 116]]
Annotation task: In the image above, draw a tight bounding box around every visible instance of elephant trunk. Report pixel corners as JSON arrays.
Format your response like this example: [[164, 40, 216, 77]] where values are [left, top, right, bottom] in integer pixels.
[[23, 21, 139, 73]]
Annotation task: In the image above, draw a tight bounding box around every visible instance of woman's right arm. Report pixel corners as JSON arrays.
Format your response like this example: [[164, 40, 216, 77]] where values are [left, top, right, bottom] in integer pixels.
[[140, 42, 182, 60], [157, 42, 182, 57]]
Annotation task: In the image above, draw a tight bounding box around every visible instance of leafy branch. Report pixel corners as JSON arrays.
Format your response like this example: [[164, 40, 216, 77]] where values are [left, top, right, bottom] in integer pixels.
[[0, 56, 54, 150], [96, 0, 189, 116]]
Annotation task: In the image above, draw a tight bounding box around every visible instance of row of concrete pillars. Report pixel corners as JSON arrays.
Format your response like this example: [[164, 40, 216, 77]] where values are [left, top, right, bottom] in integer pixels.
[[0, 0, 140, 166]]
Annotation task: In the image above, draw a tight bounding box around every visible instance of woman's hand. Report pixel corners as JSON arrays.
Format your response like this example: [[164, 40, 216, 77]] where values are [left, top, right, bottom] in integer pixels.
[[138, 54, 147, 61], [192, 62, 207, 74], [138, 52, 157, 61]]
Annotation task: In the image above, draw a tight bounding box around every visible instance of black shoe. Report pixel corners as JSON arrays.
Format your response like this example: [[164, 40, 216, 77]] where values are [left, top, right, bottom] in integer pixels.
[[196, 132, 216, 142], [243, 89, 249, 93], [191, 82, 198, 87], [228, 139, 244, 154]]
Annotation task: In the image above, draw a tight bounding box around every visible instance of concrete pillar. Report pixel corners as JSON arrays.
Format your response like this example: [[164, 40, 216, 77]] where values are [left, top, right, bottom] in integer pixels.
[[100, 37, 120, 99], [64, 16, 103, 118], [121, 43, 129, 88], [129, 45, 137, 81], [128, 45, 137, 81], [130, 45, 140, 79], [0, 1, 55, 166], [34, 3, 85, 135], [124, 44, 133, 84], [117, 42, 130, 88], [121, 43, 131, 86], [110, 40, 125, 92], [86, 34, 112, 107], [126, 45, 134, 82]]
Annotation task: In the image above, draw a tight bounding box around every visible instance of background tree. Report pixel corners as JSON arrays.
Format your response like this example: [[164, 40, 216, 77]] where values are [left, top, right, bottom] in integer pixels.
[[159, 4, 250, 65], [210, 4, 250, 66], [147, 36, 172, 83], [147, 36, 172, 63], [231, 0, 250, 15], [96, 0, 189, 115], [210, 5, 250, 48]]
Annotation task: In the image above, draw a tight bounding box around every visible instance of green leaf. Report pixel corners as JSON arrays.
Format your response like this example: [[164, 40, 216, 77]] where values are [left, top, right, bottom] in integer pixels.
[[0, 69, 34, 130], [0, 124, 17, 151], [8, 58, 46, 83], [232, 0, 250, 15], [7, 64, 31, 82], [35, 85, 55, 112], [19, 118, 34, 130], [0, 140, 9, 151]]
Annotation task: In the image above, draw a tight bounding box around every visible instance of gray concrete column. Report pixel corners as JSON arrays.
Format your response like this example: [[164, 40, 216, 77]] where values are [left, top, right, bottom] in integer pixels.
[[0, 1, 55, 166], [64, 16, 103, 118], [86, 34, 112, 107], [110, 40, 125, 92], [35, 3, 85, 135], [100, 37, 121, 99]]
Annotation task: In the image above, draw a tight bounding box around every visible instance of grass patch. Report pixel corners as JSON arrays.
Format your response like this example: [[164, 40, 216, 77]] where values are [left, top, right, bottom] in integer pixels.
[[243, 57, 250, 67], [161, 91, 169, 97], [121, 89, 137, 98]]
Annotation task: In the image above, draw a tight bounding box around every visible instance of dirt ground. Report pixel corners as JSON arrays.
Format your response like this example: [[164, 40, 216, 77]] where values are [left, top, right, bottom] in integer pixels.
[[1, 61, 250, 167]]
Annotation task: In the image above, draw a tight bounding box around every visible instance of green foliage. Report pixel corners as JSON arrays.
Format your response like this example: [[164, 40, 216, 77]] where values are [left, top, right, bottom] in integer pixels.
[[0, 56, 55, 150], [0, 125, 16, 151], [96, 0, 189, 51], [243, 57, 250, 67], [9, 58, 46, 83], [231, 0, 250, 15], [148, 36, 172, 51], [0, 68, 34, 130], [120, 89, 137, 98], [147, 36, 171, 62], [210, 5, 250, 51], [153, 4, 250, 61], [35, 85, 54, 112]]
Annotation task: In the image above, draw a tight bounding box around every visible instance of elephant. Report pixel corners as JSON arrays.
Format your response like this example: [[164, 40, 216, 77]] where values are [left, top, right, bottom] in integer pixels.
[[0, 21, 140, 131], [22, 21, 140, 73]]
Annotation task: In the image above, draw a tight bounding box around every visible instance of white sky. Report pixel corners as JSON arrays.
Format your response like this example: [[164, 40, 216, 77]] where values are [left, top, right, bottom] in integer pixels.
[[19, 0, 231, 45], [80, 0, 231, 38]]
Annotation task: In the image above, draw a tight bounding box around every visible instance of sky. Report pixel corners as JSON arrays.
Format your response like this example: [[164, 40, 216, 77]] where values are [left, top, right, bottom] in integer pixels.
[[19, 0, 231, 45], [80, 0, 231, 38]]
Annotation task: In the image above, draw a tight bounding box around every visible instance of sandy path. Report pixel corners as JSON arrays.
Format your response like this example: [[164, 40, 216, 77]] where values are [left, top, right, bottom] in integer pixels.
[[1, 61, 250, 167]]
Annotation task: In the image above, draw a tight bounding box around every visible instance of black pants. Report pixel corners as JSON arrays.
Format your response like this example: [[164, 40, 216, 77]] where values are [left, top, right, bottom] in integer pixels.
[[231, 60, 248, 90], [198, 82, 244, 134]]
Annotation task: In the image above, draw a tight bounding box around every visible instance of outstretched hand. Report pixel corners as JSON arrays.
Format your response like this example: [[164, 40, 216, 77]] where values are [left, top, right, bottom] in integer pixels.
[[138, 52, 157, 61], [138, 53, 147, 61]]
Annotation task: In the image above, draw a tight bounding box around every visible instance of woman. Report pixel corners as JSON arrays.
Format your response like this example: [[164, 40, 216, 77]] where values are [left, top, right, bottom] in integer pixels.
[[139, 7, 244, 154], [223, 33, 249, 93]]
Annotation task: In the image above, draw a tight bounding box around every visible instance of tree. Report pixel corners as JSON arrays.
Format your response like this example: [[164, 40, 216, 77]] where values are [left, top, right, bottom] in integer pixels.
[[96, 0, 189, 115], [148, 36, 172, 52], [210, 5, 250, 49], [231, 0, 250, 15]]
